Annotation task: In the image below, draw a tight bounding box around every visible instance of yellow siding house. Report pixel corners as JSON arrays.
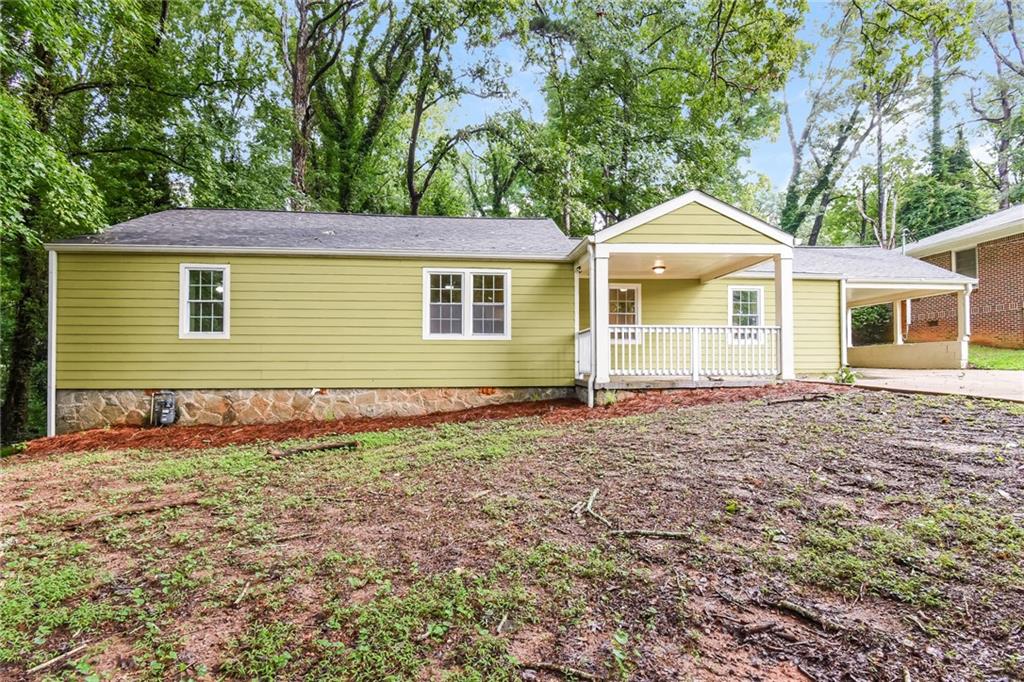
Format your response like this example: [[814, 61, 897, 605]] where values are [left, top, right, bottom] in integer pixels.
[[46, 191, 975, 434]]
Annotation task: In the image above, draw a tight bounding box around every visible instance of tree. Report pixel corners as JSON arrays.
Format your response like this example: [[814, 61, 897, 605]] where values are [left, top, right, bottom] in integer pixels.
[[971, 0, 1024, 208], [279, 0, 361, 203], [315, 1, 420, 212], [526, 0, 805, 232], [460, 113, 537, 217]]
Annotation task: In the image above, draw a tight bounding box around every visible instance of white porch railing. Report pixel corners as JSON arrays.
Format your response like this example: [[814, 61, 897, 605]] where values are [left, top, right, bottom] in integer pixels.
[[576, 328, 592, 377], [577, 325, 781, 380]]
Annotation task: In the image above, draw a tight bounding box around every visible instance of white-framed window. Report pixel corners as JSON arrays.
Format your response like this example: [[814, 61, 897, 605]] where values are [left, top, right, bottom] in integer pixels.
[[609, 284, 641, 343], [953, 247, 977, 279], [727, 285, 763, 343], [179, 264, 230, 339], [422, 268, 511, 340]]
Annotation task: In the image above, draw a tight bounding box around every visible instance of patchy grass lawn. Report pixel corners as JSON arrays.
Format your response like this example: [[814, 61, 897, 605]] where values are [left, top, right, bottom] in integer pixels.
[[2, 390, 1022, 680], [970, 343, 1024, 370]]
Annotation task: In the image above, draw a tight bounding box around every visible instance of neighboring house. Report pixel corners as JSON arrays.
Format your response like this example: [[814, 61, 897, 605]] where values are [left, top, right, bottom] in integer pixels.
[[45, 191, 974, 435], [905, 205, 1024, 349]]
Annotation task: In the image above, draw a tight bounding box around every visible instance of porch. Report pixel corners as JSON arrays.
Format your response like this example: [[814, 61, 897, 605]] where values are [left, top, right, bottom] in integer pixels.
[[571, 214, 796, 392], [575, 324, 782, 383]]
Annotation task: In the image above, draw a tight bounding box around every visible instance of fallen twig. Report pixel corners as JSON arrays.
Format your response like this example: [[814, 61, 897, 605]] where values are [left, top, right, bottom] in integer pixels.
[[610, 528, 693, 541], [584, 488, 613, 529], [520, 662, 604, 681], [765, 394, 836, 406], [765, 598, 842, 633], [63, 494, 202, 530], [739, 621, 778, 637], [234, 581, 250, 606], [268, 440, 359, 458], [27, 642, 93, 675]]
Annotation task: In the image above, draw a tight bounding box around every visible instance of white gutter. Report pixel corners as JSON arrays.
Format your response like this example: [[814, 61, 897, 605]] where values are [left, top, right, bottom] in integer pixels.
[[47, 250, 57, 437], [44, 243, 575, 262], [587, 239, 596, 408]]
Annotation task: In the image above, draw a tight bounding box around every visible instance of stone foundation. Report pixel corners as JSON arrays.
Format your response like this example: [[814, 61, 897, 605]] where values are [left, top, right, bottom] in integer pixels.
[[55, 386, 574, 434]]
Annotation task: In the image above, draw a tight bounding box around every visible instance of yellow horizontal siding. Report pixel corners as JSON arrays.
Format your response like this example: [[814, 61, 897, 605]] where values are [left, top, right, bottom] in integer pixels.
[[56, 254, 575, 389], [605, 203, 777, 245], [578, 277, 841, 375]]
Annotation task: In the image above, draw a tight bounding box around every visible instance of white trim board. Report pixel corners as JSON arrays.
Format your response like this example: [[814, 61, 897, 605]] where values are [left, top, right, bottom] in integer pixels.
[[594, 190, 795, 247], [47, 250, 57, 437], [179, 263, 231, 340], [421, 267, 512, 341]]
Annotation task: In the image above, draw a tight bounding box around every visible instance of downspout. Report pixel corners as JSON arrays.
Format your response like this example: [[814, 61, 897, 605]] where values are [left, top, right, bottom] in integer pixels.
[[587, 239, 596, 408]]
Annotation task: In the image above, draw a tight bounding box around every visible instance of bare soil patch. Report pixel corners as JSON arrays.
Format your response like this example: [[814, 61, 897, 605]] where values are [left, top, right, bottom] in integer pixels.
[[2, 388, 1022, 681]]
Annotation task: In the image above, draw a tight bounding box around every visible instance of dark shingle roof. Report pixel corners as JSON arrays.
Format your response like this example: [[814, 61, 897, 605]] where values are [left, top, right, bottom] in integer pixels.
[[746, 246, 974, 281], [52, 208, 577, 259]]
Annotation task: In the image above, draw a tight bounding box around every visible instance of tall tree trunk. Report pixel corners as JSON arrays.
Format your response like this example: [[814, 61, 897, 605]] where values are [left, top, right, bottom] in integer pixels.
[[1, 240, 45, 443], [287, 2, 313, 201], [859, 177, 868, 243], [875, 93, 885, 233], [929, 37, 944, 178], [807, 191, 831, 246]]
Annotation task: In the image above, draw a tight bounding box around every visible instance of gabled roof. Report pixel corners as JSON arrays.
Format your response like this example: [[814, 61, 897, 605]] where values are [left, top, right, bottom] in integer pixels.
[[593, 190, 796, 246], [47, 208, 579, 260], [905, 204, 1024, 257], [745, 246, 975, 282]]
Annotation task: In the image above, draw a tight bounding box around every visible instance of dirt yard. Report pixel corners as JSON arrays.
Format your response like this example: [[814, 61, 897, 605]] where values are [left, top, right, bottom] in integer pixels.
[[2, 387, 1022, 681]]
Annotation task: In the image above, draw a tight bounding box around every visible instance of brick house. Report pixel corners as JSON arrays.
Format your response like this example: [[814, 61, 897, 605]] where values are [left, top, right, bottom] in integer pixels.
[[905, 205, 1024, 349]]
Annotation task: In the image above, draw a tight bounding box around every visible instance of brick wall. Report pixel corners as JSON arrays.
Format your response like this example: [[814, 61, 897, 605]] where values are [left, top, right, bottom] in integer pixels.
[[906, 233, 1024, 349]]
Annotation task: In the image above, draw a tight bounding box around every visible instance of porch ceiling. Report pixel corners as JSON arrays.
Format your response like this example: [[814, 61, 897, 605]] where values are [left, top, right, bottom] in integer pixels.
[[845, 283, 966, 308], [578, 252, 773, 280]]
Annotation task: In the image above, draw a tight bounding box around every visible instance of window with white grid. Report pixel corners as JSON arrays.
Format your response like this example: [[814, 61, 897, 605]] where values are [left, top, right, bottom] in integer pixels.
[[179, 264, 229, 339], [609, 286, 639, 325], [728, 286, 762, 342], [429, 272, 464, 335], [423, 268, 510, 339], [472, 274, 506, 335]]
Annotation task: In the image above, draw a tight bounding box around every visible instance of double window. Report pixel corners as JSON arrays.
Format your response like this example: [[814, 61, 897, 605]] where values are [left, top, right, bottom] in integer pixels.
[[423, 268, 511, 339], [179, 264, 230, 339]]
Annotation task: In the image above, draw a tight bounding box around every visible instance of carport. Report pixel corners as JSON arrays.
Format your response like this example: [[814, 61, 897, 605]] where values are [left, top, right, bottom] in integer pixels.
[[842, 276, 975, 370]]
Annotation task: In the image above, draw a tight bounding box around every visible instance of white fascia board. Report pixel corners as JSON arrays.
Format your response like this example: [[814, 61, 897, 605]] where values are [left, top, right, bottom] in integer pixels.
[[593, 190, 795, 246], [844, 278, 977, 288], [905, 205, 1024, 256], [44, 243, 573, 262]]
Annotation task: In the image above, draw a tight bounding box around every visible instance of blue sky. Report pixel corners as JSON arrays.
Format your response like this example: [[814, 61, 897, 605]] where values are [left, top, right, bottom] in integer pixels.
[[449, 2, 1000, 191]]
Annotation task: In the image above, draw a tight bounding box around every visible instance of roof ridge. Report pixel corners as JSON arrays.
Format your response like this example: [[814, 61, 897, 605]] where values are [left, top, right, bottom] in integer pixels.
[[173, 206, 555, 222]]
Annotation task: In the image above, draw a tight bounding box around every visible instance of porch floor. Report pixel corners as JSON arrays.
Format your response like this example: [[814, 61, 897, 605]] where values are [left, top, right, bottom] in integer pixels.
[[575, 375, 781, 390]]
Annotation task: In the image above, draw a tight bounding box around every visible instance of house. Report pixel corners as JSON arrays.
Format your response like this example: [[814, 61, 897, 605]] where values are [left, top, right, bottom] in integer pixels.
[[905, 205, 1024, 349], [44, 191, 975, 435]]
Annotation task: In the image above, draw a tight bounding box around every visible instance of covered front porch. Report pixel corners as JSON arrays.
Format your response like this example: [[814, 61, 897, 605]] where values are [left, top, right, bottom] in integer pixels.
[[572, 243, 796, 391]]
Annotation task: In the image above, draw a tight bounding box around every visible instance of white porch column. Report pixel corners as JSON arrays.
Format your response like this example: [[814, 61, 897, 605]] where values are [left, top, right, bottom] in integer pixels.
[[593, 250, 611, 384], [839, 279, 848, 367], [956, 285, 971, 370], [774, 254, 795, 379], [957, 286, 971, 339], [892, 299, 904, 344]]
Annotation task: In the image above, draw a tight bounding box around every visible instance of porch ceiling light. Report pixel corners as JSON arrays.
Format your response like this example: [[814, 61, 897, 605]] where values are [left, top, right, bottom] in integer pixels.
[[652, 261, 666, 275]]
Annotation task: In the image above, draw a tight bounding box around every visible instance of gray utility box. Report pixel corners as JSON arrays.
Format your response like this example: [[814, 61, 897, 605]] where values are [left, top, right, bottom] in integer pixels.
[[151, 391, 177, 426]]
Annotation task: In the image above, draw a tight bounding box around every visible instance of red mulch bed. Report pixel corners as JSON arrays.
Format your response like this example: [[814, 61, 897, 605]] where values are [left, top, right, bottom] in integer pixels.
[[19, 382, 849, 458]]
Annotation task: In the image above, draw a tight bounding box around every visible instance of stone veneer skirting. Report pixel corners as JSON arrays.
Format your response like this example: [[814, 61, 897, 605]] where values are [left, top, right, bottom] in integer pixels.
[[55, 387, 574, 434]]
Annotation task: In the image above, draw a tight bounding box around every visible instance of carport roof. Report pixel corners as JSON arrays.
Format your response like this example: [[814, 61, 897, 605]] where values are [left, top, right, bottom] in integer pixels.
[[745, 246, 974, 282]]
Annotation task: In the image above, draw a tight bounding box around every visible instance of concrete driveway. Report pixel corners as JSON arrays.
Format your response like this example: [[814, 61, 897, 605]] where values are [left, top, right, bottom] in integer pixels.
[[852, 368, 1024, 402]]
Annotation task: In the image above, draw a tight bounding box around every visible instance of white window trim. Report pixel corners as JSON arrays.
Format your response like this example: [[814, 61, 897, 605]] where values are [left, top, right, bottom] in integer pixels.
[[952, 247, 978, 280], [727, 285, 764, 344], [422, 267, 512, 340], [608, 283, 642, 344], [179, 263, 231, 339]]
